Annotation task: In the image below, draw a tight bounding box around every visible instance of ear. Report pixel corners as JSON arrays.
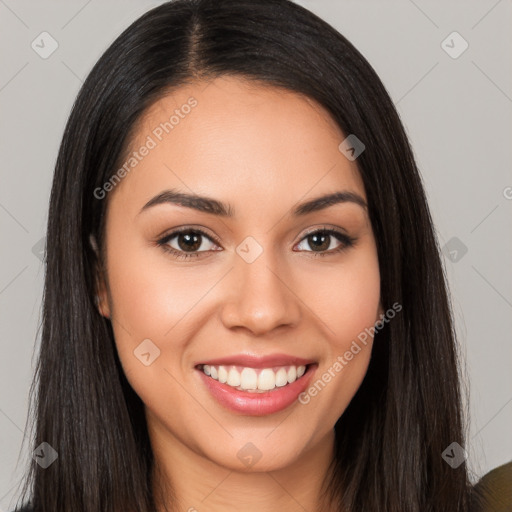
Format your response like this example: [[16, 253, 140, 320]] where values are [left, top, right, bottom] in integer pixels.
[[89, 234, 111, 319]]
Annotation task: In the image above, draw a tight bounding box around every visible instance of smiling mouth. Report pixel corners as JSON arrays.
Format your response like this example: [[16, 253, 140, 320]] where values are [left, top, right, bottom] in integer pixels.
[[196, 363, 310, 393]]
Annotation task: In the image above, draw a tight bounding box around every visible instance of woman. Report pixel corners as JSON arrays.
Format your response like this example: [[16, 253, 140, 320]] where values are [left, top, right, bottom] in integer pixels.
[[11, 0, 507, 510]]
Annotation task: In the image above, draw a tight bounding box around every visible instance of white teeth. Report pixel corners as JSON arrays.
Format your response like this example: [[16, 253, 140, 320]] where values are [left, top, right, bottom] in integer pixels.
[[258, 369, 276, 390], [275, 368, 288, 387], [201, 364, 310, 392], [218, 366, 228, 384], [227, 367, 241, 387], [240, 367, 258, 390]]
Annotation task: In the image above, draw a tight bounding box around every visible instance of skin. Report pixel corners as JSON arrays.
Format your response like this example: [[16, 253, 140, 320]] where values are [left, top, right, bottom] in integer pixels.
[[95, 75, 383, 512]]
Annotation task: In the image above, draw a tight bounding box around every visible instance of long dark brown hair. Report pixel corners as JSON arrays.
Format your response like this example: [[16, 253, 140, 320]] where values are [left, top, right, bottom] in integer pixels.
[[14, 0, 476, 510]]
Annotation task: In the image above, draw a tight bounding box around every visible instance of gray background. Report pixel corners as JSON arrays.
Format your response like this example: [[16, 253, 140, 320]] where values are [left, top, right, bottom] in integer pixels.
[[1, 0, 511, 509]]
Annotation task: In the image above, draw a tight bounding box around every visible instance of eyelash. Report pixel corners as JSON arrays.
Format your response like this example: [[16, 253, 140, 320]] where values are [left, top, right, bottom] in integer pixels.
[[156, 226, 357, 261]]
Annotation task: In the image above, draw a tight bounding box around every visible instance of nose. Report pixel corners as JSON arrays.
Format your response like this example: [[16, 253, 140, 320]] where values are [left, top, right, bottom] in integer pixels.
[[219, 243, 301, 337]]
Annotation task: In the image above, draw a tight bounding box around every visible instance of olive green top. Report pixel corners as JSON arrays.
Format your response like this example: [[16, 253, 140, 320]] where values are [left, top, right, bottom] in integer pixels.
[[471, 460, 512, 512]]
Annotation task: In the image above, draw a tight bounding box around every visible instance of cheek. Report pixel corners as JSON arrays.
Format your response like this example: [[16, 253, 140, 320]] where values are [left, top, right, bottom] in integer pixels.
[[109, 261, 192, 336], [307, 245, 381, 349], [103, 234, 203, 390], [106, 229, 206, 341], [295, 245, 380, 418]]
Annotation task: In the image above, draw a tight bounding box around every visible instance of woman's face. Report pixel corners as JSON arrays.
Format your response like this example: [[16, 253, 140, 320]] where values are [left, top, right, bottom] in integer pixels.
[[97, 75, 383, 472]]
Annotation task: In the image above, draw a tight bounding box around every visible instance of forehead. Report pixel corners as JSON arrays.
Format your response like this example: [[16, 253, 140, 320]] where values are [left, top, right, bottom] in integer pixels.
[[110, 75, 366, 214]]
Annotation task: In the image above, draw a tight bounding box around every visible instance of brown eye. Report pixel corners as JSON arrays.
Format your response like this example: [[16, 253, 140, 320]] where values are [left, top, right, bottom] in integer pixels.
[[175, 232, 203, 252], [295, 228, 356, 256], [305, 232, 331, 251], [158, 228, 220, 260]]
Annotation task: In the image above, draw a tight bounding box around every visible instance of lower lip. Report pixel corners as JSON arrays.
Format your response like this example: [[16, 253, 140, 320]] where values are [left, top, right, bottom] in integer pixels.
[[197, 365, 317, 416]]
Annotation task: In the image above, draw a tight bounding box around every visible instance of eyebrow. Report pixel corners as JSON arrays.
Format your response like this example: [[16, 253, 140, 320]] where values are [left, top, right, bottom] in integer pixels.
[[139, 188, 367, 217]]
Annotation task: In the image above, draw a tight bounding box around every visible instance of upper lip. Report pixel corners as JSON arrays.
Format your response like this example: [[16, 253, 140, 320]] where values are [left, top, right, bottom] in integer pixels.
[[195, 353, 316, 369]]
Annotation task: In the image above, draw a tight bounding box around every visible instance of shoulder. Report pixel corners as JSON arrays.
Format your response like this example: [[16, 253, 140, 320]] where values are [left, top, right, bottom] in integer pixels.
[[471, 460, 512, 512], [9, 506, 33, 512]]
